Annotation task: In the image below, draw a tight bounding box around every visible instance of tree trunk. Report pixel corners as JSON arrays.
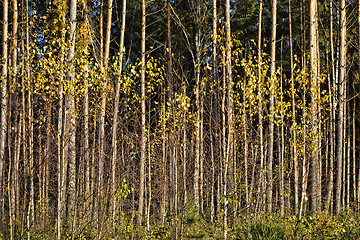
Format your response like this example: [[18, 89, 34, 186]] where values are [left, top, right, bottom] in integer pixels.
[[280, 34, 285, 216], [353, 98, 356, 206], [8, 119, 13, 240], [56, 9, 67, 238], [161, 93, 167, 224], [98, 0, 113, 224], [182, 81, 187, 209], [194, 26, 201, 214], [138, 0, 146, 225], [10, 0, 18, 227], [29, 73, 35, 226], [289, 0, 298, 215], [347, 118, 350, 207], [67, 0, 78, 228], [44, 105, 51, 224], [211, 0, 218, 222], [91, 110, 98, 221], [335, 0, 346, 216], [83, 48, 90, 220], [224, 0, 232, 237], [268, 0, 277, 213], [111, 0, 126, 220], [299, 81, 308, 217], [325, 0, 335, 213], [20, 9, 27, 233], [357, 0, 360, 210], [257, 0, 264, 216], [310, 0, 321, 214], [0, 0, 9, 224], [200, 89, 204, 215], [146, 105, 151, 233], [300, 0, 306, 69]]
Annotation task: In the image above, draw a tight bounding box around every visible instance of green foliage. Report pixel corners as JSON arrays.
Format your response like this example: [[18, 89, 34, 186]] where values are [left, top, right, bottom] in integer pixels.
[[147, 225, 171, 239], [2, 211, 360, 239], [240, 221, 289, 239], [290, 213, 360, 239]]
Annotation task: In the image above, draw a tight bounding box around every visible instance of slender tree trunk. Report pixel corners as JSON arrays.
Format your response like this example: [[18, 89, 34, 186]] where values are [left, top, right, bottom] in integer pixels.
[[211, 0, 218, 222], [347, 118, 350, 207], [10, 0, 18, 228], [56, 13, 66, 239], [38, 125, 43, 227], [174, 135, 178, 239], [111, 0, 126, 220], [0, 0, 9, 224], [221, 35, 226, 220], [79, 3, 92, 216], [335, 0, 346, 216], [91, 110, 98, 221], [96, 0, 104, 224], [210, 106, 215, 223], [100, 0, 104, 66], [56, 74, 64, 239], [194, 27, 201, 214], [289, 0, 298, 215], [28, 72, 35, 226], [353, 98, 356, 206], [244, 112, 249, 208], [224, 0, 232, 237], [280, 34, 285, 216], [138, 0, 146, 225], [250, 145, 257, 213], [268, 0, 277, 213], [182, 80, 187, 208], [98, 0, 113, 225], [325, 0, 335, 213], [44, 105, 51, 224], [146, 105, 151, 234], [20, 2, 27, 235], [300, 0, 306, 69], [83, 51, 90, 220], [200, 90, 204, 215], [310, 0, 321, 214], [357, 0, 360, 210], [81, 2, 91, 223], [342, 112, 346, 206], [299, 82, 308, 217], [161, 93, 167, 224], [67, 0, 78, 228], [20, 8, 27, 232], [257, 0, 264, 216], [8, 120, 13, 240], [21, 72, 27, 239]]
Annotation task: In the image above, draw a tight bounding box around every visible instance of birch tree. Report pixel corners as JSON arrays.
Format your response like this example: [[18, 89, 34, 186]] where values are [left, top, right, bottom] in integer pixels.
[[66, 0, 78, 228]]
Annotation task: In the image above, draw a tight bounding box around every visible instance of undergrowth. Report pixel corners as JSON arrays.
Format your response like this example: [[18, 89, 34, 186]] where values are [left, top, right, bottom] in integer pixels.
[[2, 208, 360, 239]]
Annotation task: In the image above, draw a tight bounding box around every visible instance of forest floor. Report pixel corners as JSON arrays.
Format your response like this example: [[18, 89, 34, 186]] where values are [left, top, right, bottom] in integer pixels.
[[3, 209, 360, 239], [178, 209, 360, 239]]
